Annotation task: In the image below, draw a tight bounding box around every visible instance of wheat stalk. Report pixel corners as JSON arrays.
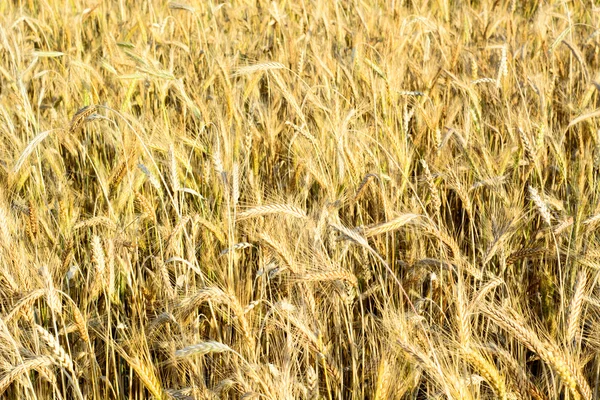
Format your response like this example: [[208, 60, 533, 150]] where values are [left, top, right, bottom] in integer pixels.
[[352, 173, 378, 203], [165, 215, 191, 254], [496, 44, 508, 88], [270, 70, 305, 122], [220, 242, 253, 256], [306, 364, 318, 400], [108, 158, 128, 194], [487, 343, 548, 400], [168, 2, 195, 13], [61, 296, 90, 344], [518, 127, 536, 166], [88, 235, 106, 302], [373, 358, 389, 400], [286, 121, 318, 146], [135, 191, 156, 220]]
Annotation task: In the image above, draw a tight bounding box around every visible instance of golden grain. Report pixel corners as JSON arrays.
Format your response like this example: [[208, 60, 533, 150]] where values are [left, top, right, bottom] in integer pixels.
[[2, 2, 599, 399]]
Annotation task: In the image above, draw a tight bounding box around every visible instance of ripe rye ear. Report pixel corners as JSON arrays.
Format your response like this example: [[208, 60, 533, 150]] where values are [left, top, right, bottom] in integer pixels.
[[68, 105, 96, 134]]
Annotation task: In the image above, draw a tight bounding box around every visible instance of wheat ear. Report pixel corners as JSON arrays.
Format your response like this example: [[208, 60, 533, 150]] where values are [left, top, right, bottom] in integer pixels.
[[12, 129, 61, 177], [506, 246, 546, 265], [68, 105, 96, 133], [89, 235, 106, 300], [0, 356, 54, 395], [26, 199, 38, 242], [233, 62, 286, 77], [566, 270, 587, 344], [360, 214, 421, 237], [4, 289, 45, 324], [126, 356, 165, 400], [421, 159, 441, 215], [35, 325, 76, 375], [175, 341, 232, 358], [237, 204, 307, 220], [482, 305, 591, 400], [373, 358, 390, 400], [463, 346, 507, 400], [528, 186, 552, 226], [40, 265, 61, 314]]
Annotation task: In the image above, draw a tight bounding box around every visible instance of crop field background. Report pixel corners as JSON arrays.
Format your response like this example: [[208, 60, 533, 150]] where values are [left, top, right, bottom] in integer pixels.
[[1, 0, 600, 399]]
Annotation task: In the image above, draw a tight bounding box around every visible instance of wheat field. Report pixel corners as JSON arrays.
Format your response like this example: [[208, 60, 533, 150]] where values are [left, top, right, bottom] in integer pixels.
[[1, 0, 600, 399]]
